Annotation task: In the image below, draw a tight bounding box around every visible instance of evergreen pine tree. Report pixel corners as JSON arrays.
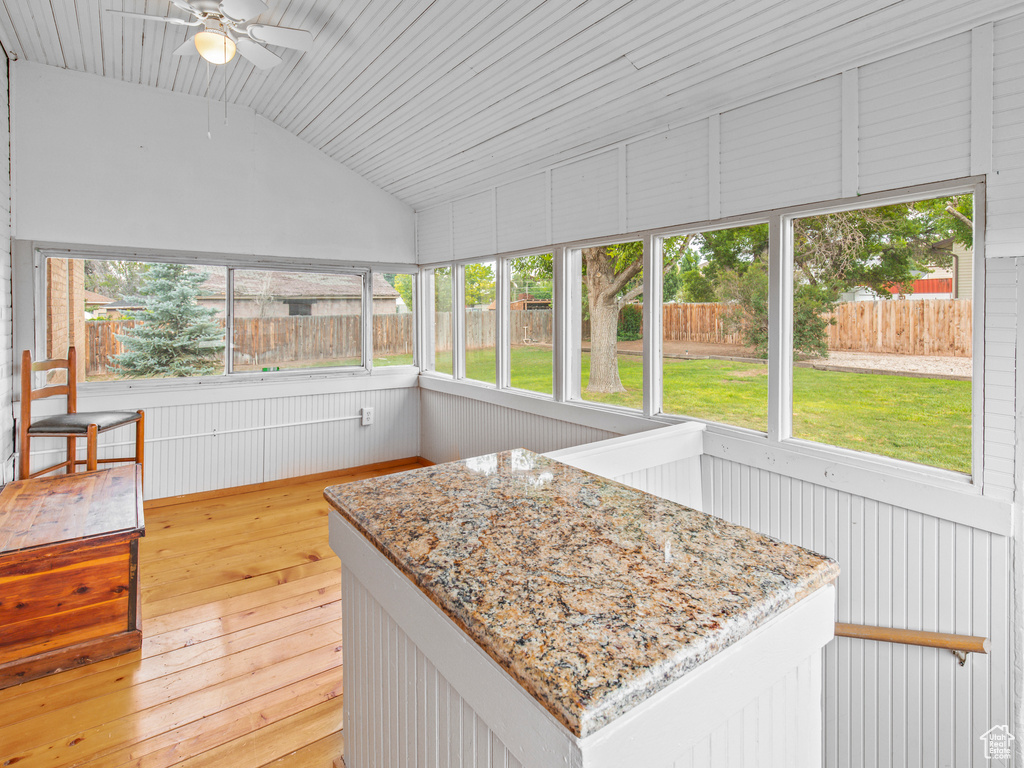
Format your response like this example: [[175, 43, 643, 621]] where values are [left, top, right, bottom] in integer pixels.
[[110, 264, 225, 377]]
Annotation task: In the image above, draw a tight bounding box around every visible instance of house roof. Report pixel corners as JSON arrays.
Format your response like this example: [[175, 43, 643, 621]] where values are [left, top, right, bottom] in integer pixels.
[[0, 2, 1010, 210], [84, 290, 114, 305], [195, 268, 399, 300]]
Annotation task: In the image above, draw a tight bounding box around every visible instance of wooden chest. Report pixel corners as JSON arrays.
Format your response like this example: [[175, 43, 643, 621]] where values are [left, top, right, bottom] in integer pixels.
[[0, 465, 144, 689]]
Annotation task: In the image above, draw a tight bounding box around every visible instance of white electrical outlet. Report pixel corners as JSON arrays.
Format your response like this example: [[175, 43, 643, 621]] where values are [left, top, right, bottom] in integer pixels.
[[361, 406, 374, 426]]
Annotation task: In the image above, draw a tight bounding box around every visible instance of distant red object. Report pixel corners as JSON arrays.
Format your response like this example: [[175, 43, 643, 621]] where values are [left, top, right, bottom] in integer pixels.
[[887, 277, 953, 295]]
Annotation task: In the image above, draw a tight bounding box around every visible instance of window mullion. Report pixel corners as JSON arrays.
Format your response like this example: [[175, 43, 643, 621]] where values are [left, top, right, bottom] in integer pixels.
[[642, 233, 662, 418], [362, 271, 373, 372], [767, 214, 793, 443], [553, 246, 576, 402], [496, 258, 511, 389], [225, 267, 234, 374], [453, 263, 466, 380]]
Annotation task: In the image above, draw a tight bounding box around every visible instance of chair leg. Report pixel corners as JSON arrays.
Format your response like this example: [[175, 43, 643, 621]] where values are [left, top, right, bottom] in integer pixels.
[[86, 425, 98, 472], [18, 427, 29, 480], [66, 436, 77, 474]]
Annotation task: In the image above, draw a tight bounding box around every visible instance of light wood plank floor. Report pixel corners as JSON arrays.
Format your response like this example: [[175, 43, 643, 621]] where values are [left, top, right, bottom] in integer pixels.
[[0, 457, 430, 768]]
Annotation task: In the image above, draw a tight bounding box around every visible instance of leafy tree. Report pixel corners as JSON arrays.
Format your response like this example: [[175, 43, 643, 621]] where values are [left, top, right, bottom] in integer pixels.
[[110, 264, 225, 378], [464, 262, 496, 307], [680, 270, 717, 302], [392, 274, 414, 312], [85, 260, 150, 299]]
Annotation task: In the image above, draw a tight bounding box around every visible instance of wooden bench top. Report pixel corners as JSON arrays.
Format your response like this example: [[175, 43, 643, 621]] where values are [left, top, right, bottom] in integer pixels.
[[0, 465, 144, 555]]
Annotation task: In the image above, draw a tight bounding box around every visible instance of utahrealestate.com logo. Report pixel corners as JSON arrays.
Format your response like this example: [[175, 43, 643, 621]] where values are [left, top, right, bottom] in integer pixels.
[[980, 725, 1014, 760]]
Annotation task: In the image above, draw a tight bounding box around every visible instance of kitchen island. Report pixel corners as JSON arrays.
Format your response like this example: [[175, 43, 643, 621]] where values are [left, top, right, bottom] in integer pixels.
[[326, 449, 838, 767]]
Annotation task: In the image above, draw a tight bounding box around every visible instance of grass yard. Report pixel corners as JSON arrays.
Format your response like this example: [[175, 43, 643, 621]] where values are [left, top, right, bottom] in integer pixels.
[[377, 345, 970, 473]]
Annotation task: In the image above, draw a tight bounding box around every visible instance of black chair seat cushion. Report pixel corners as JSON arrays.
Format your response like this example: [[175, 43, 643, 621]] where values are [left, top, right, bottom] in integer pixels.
[[28, 410, 141, 435]]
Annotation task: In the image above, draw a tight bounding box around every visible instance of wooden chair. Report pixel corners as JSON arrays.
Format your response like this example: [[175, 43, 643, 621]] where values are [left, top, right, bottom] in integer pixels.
[[19, 347, 144, 480]]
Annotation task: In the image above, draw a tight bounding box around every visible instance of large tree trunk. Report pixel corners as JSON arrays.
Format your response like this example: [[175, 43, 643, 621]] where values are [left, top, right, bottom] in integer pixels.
[[583, 247, 626, 393]]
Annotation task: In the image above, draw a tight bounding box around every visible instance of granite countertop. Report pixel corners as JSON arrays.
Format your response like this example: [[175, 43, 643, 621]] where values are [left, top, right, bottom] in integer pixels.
[[324, 449, 839, 739]]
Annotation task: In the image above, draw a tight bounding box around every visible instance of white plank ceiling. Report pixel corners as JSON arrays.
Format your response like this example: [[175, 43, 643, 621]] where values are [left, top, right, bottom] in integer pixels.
[[0, 0, 1021, 211]]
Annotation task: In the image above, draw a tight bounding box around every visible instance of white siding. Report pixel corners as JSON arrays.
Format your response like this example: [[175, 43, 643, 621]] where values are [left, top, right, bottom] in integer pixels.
[[858, 33, 973, 194], [720, 75, 843, 216], [419, 388, 615, 464], [342, 567, 523, 768], [551, 150, 619, 244], [26, 381, 422, 500], [496, 173, 548, 254], [984, 258, 1018, 499], [989, 12, 1024, 259], [418, 203, 453, 263], [613, 457, 703, 512], [701, 454, 1012, 768], [626, 120, 709, 232], [452, 191, 495, 260], [0, 60, 11, 483]]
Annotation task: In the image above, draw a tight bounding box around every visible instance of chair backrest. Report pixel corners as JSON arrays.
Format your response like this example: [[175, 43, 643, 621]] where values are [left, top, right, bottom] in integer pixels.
[[20, 347, 79, 425]]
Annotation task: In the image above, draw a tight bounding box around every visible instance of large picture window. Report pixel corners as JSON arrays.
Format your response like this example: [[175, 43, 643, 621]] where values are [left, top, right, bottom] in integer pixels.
[[229, 269, 364, 373], [578, 240, 644, 410], [659, 224, 770, 432], [373, 272, 415, 367], [509, 253, 553, 396], [789, 194, 974, 473], [44, 257, 377, 381], [463, 260, 496, 385]]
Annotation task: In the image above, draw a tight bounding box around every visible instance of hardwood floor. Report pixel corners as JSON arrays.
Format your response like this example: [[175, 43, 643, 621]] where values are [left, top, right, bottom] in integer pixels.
[[0, 458, 430, 768]]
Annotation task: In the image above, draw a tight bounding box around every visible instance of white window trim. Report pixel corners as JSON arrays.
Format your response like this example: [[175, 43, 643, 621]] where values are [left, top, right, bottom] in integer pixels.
[[423, 175, 987, 491], [19, 244, 414, 392]]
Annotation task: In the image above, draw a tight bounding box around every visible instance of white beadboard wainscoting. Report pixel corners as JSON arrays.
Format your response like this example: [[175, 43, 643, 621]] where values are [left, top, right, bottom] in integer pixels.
[[335, 509, 832, 768], [25, 373, 420, 500], [427, 387, 1017, 767]]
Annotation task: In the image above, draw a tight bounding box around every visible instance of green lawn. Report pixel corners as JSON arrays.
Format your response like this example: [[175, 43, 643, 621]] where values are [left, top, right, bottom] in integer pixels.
[[459, 346, 970, 473]]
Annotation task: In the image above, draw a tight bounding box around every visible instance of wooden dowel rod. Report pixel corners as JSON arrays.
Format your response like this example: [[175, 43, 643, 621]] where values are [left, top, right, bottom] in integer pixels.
[[835, 623, 989, 654]]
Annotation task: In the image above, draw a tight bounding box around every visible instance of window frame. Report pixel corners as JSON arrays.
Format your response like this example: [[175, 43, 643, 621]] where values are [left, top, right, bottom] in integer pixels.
[[27, 247, 422, 390], [424, 176, 984, 487]]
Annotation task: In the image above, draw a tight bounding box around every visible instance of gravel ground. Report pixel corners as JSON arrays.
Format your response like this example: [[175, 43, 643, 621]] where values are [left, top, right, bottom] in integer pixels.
[[637, 340, 970, 378], [814, 350, 971, 377]]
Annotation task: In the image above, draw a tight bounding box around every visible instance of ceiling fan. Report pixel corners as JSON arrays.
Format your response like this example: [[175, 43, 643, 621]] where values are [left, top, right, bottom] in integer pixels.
[[109, 0, 313, 69]]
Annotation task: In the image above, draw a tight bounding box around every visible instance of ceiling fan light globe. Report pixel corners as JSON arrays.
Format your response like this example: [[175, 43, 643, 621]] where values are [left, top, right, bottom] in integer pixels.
[[194, 29, 236, 64]]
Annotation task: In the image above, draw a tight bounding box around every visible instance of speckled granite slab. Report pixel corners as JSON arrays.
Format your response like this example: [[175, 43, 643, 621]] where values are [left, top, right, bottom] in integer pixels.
[[325, 449, 839, 739]]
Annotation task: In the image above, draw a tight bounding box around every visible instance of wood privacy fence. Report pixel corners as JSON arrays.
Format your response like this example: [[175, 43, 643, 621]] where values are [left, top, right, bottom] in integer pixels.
[[825, 298, 972, 357], [84, 314, 415, 374], [85, 298, 972, 372]]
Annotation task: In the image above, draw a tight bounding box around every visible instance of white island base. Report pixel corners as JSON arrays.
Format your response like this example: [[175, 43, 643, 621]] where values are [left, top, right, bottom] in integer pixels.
[[330, 513, 836, 768]]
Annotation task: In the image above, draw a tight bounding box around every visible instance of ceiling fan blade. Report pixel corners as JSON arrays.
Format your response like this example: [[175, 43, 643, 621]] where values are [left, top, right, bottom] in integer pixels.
[[172, 36, 199, 56], [247, 24, 312, 51], [107, 10, 201, 27], [235, 38, 281, 69], [219, 0, 268, 20]]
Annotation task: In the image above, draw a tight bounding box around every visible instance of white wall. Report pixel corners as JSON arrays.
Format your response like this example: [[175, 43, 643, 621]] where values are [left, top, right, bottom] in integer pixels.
[[11, 61, 414, 264], [416, 15, 1024, 768], [25, 374, 420, 500]]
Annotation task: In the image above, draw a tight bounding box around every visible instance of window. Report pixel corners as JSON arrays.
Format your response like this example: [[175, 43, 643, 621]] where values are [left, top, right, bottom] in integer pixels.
[[789, 194, 974, 473], [464, 260, 496, 385], [373, 272, 415, 367], [660, 224, 770, 433], [577, 240, 644, 410], [231, 269, 363, 373], [44, 256, 370, 381], [509, 253, 553, 396], [431, 266, 453, 375]]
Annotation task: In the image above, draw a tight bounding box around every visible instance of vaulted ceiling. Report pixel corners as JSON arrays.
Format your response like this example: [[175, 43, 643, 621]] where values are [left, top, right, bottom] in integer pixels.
[[0, 0, 1020, 211]]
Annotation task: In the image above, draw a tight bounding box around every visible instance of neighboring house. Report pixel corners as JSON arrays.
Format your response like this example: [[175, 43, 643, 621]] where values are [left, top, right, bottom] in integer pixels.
[[840, 240, 975, 301], [100, 299, 146, 319], [194, 269, 400, 318], [83, 290, 113, 320]]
